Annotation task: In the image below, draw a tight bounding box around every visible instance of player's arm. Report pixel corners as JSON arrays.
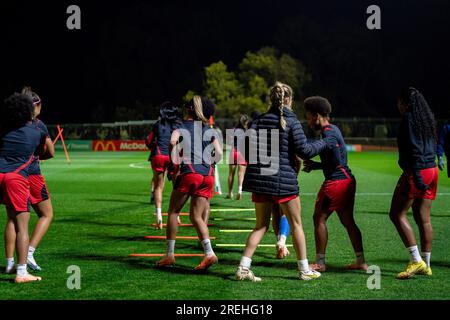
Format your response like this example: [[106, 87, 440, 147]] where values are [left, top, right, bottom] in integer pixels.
[[212, 137, 223, 164], [40, 137, 55, 160], [302, 159, 323, 173], [145, 123, 158, 149], [291, 119, 331, 159], [405, 114, 429, 190]]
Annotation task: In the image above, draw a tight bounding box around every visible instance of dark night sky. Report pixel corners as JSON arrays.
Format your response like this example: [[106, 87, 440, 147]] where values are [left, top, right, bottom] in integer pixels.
[[1, 0, 450, 124]]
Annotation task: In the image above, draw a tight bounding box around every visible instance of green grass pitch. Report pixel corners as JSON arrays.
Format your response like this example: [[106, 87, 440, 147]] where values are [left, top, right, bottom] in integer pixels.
[[0, 151, 449, 300]]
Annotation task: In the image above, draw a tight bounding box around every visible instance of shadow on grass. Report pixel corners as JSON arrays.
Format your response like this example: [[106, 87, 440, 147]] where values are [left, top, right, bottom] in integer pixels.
[[57, 217, 144, 229], [88, 198, 150, 205]]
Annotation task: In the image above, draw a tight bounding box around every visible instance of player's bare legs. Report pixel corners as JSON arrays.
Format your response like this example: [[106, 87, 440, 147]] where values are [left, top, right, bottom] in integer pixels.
[[235, 165, 246, 200], [202, 200, 210, 224], [389, 193, 426, 279], [4, 217, 16, 273], [27, 199, 53, 271], [153, 170, 165, 229], [311, 208, 332, 271], [156, 189, 189, 267], [272, 204, 290, 259], [227, 164, 236, 199], [242, 202, 272, 259], [7, 207, 41, 283], [412, 198, 433, 274], [190, 197, 218, 270], [336, 208, 367, 270], [389, 195, 416, 247]]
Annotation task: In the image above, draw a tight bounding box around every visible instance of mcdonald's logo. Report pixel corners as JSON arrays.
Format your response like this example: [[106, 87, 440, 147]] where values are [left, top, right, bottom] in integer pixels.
[[93, 140, 117, 152]]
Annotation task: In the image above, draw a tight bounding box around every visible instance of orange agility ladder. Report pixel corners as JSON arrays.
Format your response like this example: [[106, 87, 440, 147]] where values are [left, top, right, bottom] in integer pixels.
[[52, 125, 71, 164]]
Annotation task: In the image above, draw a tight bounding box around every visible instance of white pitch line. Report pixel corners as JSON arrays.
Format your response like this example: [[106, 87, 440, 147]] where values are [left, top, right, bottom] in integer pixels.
[[216, 244, 293, 248], [129, 162, 149, 169]]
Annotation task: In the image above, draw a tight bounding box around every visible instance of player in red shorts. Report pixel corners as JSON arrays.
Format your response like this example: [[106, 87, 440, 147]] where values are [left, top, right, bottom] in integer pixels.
[[156, 95, 222, 270], [0, 93, 48, 283], [235, 82, 331, 281], [145, 102, 181, 229], [4, 87, 55, 273], [390, 87, 438, 279], [302, 96, 367, 273], [226, 114, 249, 200]]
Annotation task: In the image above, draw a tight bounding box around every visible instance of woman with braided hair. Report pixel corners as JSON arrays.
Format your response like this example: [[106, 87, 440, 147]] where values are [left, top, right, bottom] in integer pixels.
[[390, 87, 438, 279], [235, 82, 333, 281]]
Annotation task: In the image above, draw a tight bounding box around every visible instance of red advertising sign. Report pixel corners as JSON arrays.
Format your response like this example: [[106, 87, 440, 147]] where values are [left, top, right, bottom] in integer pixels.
[[93, 140, 147, 152]]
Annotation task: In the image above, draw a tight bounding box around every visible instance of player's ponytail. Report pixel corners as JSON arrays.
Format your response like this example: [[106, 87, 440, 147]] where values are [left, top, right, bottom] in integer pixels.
[[193, 95, 208, 124], [159, 101, 181, 129], [237, 114, 249, 130], [399, 87, 437, 142], [269, 82, 293, 131]]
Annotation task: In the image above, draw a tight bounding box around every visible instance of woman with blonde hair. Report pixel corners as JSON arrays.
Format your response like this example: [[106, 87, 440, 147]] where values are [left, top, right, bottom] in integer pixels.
[[235, 82, 332, 281]]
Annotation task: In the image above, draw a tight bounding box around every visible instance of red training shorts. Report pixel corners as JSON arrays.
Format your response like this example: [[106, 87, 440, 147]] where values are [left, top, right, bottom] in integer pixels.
[[0, 173, 31, 213], [151, 155, 171, 173], [29, 174, 50, 205], [229, 148, 247, 166], [174, 173, 214, 199], [315, 177, 356, 213], [251, 193, 298, 204], [395, 167, 438, 200]]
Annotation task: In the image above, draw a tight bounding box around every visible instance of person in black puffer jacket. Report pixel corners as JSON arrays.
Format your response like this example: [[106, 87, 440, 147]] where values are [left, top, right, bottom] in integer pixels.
[[235, 81, 332, 282]]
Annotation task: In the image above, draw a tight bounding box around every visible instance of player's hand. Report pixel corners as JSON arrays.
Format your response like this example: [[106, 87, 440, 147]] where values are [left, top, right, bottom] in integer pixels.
[[412, 170, 430, 191], [438, 156, 445, 171], [302, 159, 320, 173]]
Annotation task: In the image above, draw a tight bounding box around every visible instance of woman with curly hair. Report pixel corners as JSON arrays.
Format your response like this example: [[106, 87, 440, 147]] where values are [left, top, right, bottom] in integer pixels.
[[146, 102, 181, 229], [390, 87, 438, 279], [4, 87, 55, 273], [0, 92, 48, 283]]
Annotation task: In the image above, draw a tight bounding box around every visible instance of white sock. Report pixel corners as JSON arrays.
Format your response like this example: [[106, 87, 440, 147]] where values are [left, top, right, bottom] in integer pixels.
[[297, 259, 310, 272], [238, 186, 243, 193], [407, 245, 422, 263], [239, 256, 252, 269], [16, 264, 27, 277], [156, 208, 162, 221], [316, 253, 325, 266], [277, 235, 287, 246], [6, 258, 14, 268], [28, 246, 36, 257], [422, 252, 431, 267], [201, 239, 214, 256], [355, 252, 365, 265], [167, 240, 175, 256]]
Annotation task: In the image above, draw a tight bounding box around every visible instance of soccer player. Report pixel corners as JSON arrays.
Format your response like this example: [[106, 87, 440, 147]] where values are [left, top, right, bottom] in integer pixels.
[[302, 96, 367, 272], [4, 87, 55, 273], [156, 95, 222, 270], [145, 102, 181, 229], [227, 114, 249, 200], [437, 117, 449, 177], [235, 82, 331, 282], [390, 87, 438, 279], [0, 93, 48, 283]]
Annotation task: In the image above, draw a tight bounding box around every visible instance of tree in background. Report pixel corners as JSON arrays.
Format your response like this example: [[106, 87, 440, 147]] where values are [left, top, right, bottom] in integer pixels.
[[185, 47, 311, 118]]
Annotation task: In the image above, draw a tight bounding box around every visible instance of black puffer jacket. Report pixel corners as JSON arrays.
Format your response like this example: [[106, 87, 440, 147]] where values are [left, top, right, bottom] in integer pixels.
[[243, 107, 327, 196]]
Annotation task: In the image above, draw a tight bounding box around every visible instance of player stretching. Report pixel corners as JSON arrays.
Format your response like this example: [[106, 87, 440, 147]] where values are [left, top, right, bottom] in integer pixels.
[[145, 102, 181, 229], [227, 114, 249, 200], [4, 87, 55, 273], [437, 116, 449, 177], [1, 93, 48, 283], [156, 96, 222, 270], [390, 87, 438, 279], [302, 96, 367, 272], [235, 82, 330, 282]]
